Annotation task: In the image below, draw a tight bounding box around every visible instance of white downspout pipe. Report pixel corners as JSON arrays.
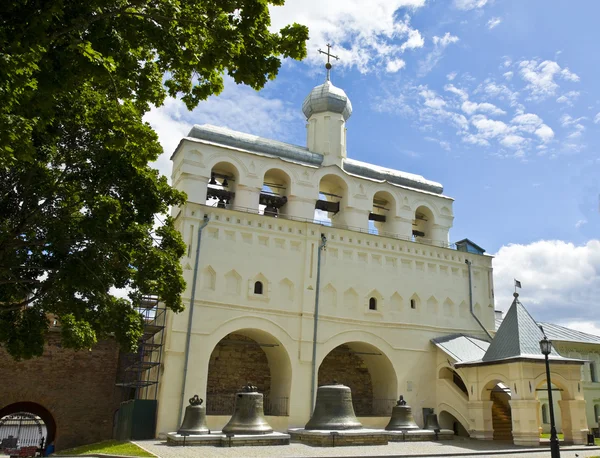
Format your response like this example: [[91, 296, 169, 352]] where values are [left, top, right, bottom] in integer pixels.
[[179, 215, 209, 425], [310, 234, 327, 415]]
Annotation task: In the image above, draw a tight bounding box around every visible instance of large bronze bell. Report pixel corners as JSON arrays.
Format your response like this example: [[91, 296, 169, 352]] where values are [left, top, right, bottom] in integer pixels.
[[424, 412, 441, 431], [222, 383, 273, 435], [178, 395, 209, 435], [305, 382, 363, 430], [385, 395, 420, 431]]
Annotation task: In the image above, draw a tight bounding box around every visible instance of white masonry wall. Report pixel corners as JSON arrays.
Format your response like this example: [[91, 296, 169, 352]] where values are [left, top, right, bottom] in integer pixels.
[[155, 135, 495, 436]]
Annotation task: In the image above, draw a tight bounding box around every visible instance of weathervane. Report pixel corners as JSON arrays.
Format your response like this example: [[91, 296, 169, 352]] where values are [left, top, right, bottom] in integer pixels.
[[318, 43, 339, 82]]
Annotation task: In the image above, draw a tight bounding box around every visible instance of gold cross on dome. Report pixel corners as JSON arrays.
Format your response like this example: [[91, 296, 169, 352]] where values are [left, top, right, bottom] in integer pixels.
[[318, 43, 339, 81]]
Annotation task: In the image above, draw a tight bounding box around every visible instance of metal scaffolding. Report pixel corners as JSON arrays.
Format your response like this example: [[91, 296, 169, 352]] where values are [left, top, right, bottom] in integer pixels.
[[115, 295, 165, 401]]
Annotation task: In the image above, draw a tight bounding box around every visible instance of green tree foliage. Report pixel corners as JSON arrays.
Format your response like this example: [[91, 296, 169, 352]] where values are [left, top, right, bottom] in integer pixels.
[[0, 0, 308, 359]]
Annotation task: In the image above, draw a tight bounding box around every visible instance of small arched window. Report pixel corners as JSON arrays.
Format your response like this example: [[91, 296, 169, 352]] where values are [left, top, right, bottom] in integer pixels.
[[594, 404, 600, 421], [410, 299, 416, 309], [542, 404, 549, 424], [369, 297, 377, 310], [590, 362, 597, 382], [254, 281, 263, 295]]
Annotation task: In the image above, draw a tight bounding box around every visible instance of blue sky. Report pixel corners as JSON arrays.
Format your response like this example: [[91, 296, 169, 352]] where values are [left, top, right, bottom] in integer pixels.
[[146, 0, 600, 334]]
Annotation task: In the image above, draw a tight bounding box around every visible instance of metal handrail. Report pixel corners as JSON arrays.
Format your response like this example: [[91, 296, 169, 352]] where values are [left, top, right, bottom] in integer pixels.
[[352, 398, 397, 416], [205, 394, 289, 416]]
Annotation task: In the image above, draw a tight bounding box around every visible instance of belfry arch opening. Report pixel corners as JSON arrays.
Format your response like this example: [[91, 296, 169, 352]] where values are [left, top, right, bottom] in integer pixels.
[[0, 402, 56, 451], [370, 191, 397, 235], [207, 162, 238, 209], [318, 342, 397, 416], [206, 330, 291, 416], [261, 168, 290, 217], [413, 205, 434, 241], [315, 174, 347, 225]]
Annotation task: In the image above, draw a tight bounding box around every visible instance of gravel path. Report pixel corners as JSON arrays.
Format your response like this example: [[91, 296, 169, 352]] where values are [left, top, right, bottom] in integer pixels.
[[136, 438, 600, 458]]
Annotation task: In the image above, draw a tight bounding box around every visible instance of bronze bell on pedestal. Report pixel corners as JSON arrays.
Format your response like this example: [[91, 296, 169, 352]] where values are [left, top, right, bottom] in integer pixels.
[[385, 395, 420, 431], [424, 412, 441, 431], [178, 395, 209, 435], [222, 383, 273, 435], [305, 382, 363, 430]]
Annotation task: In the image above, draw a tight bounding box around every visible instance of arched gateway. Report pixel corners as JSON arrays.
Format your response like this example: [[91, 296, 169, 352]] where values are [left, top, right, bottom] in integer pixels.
[[0, 402, 56, 451], [206, 329, 292, 417], [317, 341, 398, 417]]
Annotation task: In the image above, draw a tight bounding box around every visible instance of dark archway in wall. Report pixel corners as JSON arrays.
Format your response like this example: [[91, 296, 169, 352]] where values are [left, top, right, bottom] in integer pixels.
[[206, 330, 292, 416], [319, 344, 373, 415], [439, 410, 469, 437], [318, 342, 398, 416], [0, 402, 56, 448]]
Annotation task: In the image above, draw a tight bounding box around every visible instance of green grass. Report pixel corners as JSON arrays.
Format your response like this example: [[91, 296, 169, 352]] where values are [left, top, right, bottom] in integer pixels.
[[540, 433, 600, 445], [57, 440, 155, 457]]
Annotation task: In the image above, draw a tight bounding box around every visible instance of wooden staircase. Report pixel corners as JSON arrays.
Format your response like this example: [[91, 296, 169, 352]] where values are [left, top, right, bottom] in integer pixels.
[[491, 392, 512, 441]]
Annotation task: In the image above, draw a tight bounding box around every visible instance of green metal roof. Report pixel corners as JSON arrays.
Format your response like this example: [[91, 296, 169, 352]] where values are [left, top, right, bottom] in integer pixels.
[[540, 322, 600, 345], [482, 294, 562, 362]]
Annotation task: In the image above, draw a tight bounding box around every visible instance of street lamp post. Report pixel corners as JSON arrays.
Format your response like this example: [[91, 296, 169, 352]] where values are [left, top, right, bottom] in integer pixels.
[[540, 336, 561, 458]]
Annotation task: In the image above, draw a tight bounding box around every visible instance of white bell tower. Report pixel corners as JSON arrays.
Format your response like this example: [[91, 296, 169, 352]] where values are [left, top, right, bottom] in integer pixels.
[[302, 45, 352, 167]]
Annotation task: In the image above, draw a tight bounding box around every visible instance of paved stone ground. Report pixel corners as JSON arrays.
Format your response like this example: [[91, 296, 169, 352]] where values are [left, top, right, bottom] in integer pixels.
[[136, 438, 600, 458]]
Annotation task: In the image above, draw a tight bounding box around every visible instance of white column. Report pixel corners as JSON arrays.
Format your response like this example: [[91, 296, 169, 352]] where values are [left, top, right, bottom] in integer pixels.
[[234, 184, 261, 211]]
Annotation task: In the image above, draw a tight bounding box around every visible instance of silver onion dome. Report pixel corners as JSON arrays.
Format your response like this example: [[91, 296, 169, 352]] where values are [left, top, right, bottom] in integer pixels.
[[302, 81, 352, 121]]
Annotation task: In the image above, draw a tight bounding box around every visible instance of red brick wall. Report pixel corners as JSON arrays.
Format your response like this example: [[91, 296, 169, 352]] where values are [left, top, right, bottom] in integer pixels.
[[318, 344, 373, 415], [207, 333, 271, 395], [0, 331, 122, 451]]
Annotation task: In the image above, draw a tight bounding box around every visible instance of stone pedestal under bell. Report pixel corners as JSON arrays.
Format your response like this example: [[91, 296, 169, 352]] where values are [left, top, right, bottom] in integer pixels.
[[290, 383, 388, 446]]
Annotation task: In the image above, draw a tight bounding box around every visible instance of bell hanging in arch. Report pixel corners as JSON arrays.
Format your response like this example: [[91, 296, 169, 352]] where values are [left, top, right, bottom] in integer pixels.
[[177, 395, 209, 435], [222, 383, 273, 435], [305, 382, 362, 430], [385, 395, 420, 431]]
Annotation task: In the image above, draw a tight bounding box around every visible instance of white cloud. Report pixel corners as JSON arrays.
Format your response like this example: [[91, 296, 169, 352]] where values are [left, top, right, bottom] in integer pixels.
[[503, 71, 513, 80], [564, 321, 600, 338], [419, 33, 460, 76], [444, 83, 469, 100], [454, 0, 488, 10], [144, 78, 300, 178], [518, 60, 580, 99], [478, 81, 520, 107], [386, 58, 406, 73], [575, 219, 588, 229], [269, 0, 427, 74], [461, 100, 506, 116], [512, 113, 543, 128], [400, 29, 425, 52], [556, 90, 580, 105], [471, 114, 510, 138], [487, 17, 502, 29], [493, 240, 600, 332], [594, 112, 600, 124], [447, 71, 458, 81], [420, 88, 447, 109], [535, 124, 555, 142], [500, 134, 526, 148], [433, 32, 460, 47], [425, 136, 451, 151]]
